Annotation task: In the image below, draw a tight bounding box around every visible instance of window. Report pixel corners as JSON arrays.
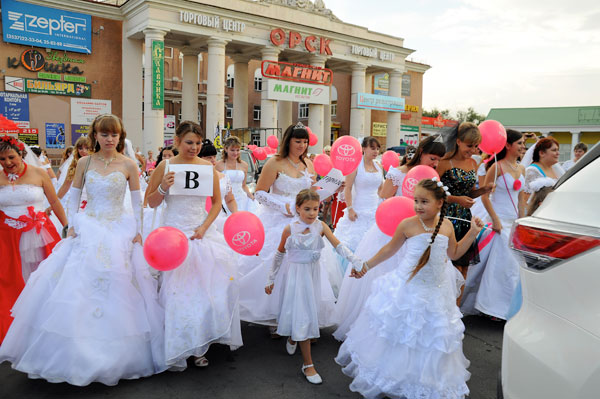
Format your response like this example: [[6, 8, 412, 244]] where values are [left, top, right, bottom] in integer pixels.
[[254, 68, 263, 91], [330, 85, 338, 117], [402, 74, 411, 97], [165, 46, 173, 59], [298, 103, 309, 119], [226, 64, 234, 88], [253, 105, 261, 121], [226, 103, 233, 119], [559, 143, 571, 163]]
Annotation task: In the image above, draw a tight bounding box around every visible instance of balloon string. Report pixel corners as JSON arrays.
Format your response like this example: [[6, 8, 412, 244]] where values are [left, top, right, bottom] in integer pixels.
[[493, 153, 498, 187], [446, 216, 493, 230]]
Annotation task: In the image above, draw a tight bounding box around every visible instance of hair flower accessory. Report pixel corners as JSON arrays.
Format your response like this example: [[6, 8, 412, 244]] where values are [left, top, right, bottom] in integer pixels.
[[443, 185, 451, 197], [431, 177, 439, 182], [0, 135, 25, 151]]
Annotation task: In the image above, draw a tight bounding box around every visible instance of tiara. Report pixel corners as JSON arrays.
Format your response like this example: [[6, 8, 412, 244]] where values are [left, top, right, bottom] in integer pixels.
[[294, 121, 305, 129]]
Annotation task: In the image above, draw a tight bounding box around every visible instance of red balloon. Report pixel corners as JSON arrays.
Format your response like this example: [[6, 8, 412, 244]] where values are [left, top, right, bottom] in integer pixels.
[[253, 147, 267, 161], [330, 135, 362, 176], [381, 150, 400, 172], [309, 132, 318, 147], [143, 227, 189, 271], [402, 165, 440, 199], [313, 154, 333, 176], [266, 135, 279, 149], [224, 211, 265, 256], [376, 197, 416, 236], [478, 120, 507, 155]]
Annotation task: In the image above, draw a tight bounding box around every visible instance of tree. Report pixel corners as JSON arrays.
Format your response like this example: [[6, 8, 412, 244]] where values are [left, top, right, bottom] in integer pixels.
[[455, 107, 487, 124], [422, 108, 451, 119]]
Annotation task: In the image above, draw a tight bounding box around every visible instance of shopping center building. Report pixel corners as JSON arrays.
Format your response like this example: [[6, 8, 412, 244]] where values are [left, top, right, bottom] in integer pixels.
[[0, 0, 429, 159]]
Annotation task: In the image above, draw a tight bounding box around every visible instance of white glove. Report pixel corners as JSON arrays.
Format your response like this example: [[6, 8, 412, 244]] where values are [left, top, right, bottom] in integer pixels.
[[67, 187, 82, 228], [335, 243, 364, 272], [130, 190, 143, 235], [255, 191, 294, 216], [267, 251, 285, 285]]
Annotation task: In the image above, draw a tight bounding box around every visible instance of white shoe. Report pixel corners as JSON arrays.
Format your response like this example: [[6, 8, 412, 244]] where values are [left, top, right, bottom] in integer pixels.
[[302, 364, 322, 384], [286, 338, 297, 355]]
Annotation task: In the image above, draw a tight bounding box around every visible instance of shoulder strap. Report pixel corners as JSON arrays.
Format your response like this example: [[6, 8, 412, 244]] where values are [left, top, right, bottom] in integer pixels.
[[498, 163, 519, 217], [531, 163, 546, 177]]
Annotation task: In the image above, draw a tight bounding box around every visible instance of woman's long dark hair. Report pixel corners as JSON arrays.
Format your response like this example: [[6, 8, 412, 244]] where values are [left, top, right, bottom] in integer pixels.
[[276, 123, 310, 166], [406, 136, 446, 167], [486, 129, 523, 170], [156, 145, 178, 165]]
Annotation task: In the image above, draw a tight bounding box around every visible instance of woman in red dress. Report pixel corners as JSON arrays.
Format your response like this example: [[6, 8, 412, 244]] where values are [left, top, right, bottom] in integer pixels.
[[0, 136, 66, 343]]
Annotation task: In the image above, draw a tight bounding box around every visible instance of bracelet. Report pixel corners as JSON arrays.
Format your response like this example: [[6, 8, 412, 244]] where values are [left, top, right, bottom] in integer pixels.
[[157, 184, 167, 195], [347, 206, 353, 210]]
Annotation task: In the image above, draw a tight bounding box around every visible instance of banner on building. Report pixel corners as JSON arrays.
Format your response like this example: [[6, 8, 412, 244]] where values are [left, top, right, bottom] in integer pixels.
[[372, 122, 387, 137], [164, 115, 176, 146], [5, 76, 91, 98], [70, 99, 111, 144], [18, 128, 39, 145], [0, 91, 29, 128], [152, 41, 164, 109], [1, 0, 92, 54], [46, 122, 65, 148], [356, 93, 405, 112], [266, 80, 330, 105], [373, 73, 388, 95]]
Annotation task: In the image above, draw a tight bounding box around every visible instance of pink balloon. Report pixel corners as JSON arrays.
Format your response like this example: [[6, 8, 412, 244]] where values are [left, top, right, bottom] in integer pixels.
[[313, 154, 333, 176], [402, 165, 440, 199], [248, 144, 258, 151], [266, 146, 277, 155], [224, 211, 265, 256], [309, 132, 318, 147], [376, 196, 416, 236], [253, 147, 267, 161], [205, 197, 212, 213], [267, 135, 279, 149], [478, 120, 507, 155], [513, 179, 522, 191], [330, 135, 362, 176], [381, 150, 400, 172], [144, 227, 189, 271]]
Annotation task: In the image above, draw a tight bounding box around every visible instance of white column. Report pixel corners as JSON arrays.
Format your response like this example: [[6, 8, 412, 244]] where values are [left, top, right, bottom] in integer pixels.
[[260, 47, 280, 142], [278, 100, 293, 133], [323, 88, 332, 149], [206, 37, 228, 140], [349, 63, 367, 138], [122, 34, 143, 148], [143, 28, 167, 154], [386, 69, 403, 147], [571, 130, 581, 150], [364, 73, 372, 137], [181, 46, 200, 122], [308, 55, 327, 153], [232, 56, 249, 129]]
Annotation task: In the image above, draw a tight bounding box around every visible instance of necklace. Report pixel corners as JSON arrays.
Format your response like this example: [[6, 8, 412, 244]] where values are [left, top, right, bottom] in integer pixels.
[[97, 154, 116, 170], [287, 157, 302, 170], [3, 162, 27, 185], [505, 160, 518, 171], [419, 216, 435, 232]]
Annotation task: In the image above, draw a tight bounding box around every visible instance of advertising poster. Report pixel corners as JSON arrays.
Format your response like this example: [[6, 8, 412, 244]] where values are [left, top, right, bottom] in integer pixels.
[[71, 124, 89, 145], [0, 91, 29, 128], [46, 122, 65, 149], [164, 115, 176, 146], [70, 99, 111, 144], [5, 76, 91, 98], [18, 128, 39, 146]]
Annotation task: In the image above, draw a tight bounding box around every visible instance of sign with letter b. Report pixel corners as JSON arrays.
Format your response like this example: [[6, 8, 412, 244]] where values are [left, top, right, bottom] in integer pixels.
[[168, 164, 213, 197]]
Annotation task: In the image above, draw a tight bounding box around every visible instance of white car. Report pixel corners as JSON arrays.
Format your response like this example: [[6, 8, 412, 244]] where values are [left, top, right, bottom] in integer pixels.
[[500, 144, 600, 398]]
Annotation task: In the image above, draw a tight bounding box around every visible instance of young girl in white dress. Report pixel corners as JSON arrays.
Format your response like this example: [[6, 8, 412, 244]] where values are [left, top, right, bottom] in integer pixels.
[[216, 136, 256, 212], [238, 123, 340, 326], [333, 136, 446, 341], [146, 121, 242, 370], [461, 130, 527, 319], [265, 189, 362, 385], [0, 114, 165, 386], [334, 137, 383, 273], [336, 178, 484, 399]]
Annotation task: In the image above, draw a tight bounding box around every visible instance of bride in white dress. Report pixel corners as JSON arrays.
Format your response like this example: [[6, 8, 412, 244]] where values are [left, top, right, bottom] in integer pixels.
[[0, 114, 165, 386], [146, 121, 242, 370], [237, 123, 338, 326], [216, 136, 256, 213]]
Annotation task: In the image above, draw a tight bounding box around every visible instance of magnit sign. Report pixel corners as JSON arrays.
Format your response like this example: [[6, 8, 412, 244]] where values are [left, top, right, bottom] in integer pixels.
[[2, 0, 92, 54]]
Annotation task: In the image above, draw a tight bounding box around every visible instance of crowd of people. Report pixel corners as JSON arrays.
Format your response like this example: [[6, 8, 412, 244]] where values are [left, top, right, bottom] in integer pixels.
[[0, 114, 586, 397]]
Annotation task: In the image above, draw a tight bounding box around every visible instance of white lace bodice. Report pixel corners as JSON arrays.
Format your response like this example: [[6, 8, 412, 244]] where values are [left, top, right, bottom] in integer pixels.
[[223, 169, 244, 192], [0, 184, 45, 218], [385, 168, 406, 196], [284, 221, 325, 264], [219, 175, 232, 210], [352, 160, 383, 210], [271, 170, 313, 200], [83, 170, 127, 222], [163, 193, 208, 234], [398, 234, 450, 289], [524, 165, 557, 194], [492, 173, 524, 220]]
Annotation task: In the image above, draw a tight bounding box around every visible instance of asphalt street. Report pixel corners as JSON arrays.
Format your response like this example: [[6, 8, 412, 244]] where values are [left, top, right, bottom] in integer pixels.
[[0, 315, 503, 399]]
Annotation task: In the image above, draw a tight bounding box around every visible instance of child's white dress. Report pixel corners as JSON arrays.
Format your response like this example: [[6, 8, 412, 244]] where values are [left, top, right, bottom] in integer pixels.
[[273, 220, 336, 341], [336, 233, 470, 399]]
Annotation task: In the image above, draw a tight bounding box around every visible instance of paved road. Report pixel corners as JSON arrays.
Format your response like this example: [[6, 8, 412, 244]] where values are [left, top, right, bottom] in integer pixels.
[[0, 316, 503, 399]]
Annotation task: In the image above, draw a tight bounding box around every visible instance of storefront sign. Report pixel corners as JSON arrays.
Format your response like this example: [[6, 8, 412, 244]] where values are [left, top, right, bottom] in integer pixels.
[[5, 76, 91, 98], [8, 49, 85, 75], [179, 11, 246, 32], [269, 29, 332, 55], [372, 122, 387, 137], [356, 93, 405, 112], [350, 45, 394, 61], [46, 50, 85, 64], [64, 75, 86, 83], [38, 72, 61, 81], [261, 60, 332, 86], [0, 92, 29, 128], [152, 41, 164, 109], [18, 128, 39, 145], [1, 0, 92, 54], [401, 125, 419, 132], [422, 115, 458, 128], [266, 81, 329, 105], [46, 122, 66, 149]]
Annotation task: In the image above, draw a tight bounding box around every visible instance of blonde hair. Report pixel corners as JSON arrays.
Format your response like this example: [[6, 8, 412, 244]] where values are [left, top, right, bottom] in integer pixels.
[[223, 136, 242, 163], [444, 122, 481, 159], [67, 136, 91, 180]]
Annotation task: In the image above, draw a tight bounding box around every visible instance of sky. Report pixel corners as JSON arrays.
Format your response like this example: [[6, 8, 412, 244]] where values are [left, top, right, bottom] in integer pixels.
[[326, 0, 600, 117]]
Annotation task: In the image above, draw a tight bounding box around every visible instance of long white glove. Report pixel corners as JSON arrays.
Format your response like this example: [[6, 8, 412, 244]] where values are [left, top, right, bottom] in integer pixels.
[[266, 250, 285, 286], [335, 243, 364, 272], [130, 190, 143, 235], [67, 187, 82, 228], [255, 190, 294, 216]]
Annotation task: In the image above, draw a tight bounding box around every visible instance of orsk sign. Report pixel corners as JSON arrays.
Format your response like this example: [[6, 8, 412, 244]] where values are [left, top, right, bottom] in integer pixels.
[[270, 29, 332, 55]]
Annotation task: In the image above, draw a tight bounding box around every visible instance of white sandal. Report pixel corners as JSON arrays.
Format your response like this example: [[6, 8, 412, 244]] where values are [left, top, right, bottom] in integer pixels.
[[194, 356, 209, 367], [286, 338, 297, 355], [301, 364, 322, 385]]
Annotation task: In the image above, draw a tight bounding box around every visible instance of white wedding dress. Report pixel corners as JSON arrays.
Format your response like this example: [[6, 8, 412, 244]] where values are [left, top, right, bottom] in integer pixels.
[[223, 166, 256, 213]]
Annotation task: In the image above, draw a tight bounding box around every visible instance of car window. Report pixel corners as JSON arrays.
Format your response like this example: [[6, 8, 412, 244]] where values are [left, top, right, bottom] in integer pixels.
[[555, 142, 600, 189]]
